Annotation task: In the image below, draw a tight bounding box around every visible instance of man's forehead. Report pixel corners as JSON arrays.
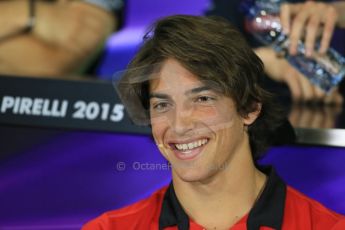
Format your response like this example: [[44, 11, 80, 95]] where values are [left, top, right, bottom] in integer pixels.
[[149, 75, 225, 98], [149, 75, 206, 93]]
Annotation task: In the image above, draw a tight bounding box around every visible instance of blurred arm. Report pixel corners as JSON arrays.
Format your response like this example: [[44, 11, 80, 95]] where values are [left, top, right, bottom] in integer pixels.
[[0, 0, 116, 77]]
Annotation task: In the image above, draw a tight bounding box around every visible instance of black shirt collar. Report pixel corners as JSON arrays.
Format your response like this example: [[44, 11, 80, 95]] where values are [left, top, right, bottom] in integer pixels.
[[159, 181, 190, 230], [247, 167, 286, 230], [159, 167, 286, 230]]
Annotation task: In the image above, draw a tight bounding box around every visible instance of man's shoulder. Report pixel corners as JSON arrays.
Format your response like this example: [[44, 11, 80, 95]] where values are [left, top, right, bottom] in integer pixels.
[[105, 185, 167, 217], [284, 186, 345, 229], [82, 186, 168, 230]]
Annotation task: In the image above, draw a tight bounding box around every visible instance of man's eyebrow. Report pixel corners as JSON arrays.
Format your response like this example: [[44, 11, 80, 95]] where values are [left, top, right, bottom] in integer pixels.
[[186, 86, 212, 95], [149, 86, 213, 99], [149, 93, 170, 99]]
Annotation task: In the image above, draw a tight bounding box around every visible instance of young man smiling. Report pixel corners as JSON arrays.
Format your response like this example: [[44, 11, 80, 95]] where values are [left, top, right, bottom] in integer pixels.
[[83, 15, 345, 230]]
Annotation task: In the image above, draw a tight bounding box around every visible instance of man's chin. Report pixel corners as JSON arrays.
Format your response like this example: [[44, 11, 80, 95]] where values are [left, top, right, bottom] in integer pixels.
[[172, 168, 215, 183]]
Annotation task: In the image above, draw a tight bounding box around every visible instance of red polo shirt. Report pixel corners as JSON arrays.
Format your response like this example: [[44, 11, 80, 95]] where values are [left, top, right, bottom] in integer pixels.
[[83, 168, 345, 230]]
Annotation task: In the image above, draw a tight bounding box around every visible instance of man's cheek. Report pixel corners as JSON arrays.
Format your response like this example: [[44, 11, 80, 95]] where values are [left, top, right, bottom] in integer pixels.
[[151, 114, 170, 126], [201, 110, 236, 132]]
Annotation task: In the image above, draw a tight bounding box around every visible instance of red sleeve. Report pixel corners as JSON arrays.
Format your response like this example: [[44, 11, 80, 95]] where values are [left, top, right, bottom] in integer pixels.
[[331, 219, 345, 230], [81, 186, 168, 230], [82, 213, 110, 230]]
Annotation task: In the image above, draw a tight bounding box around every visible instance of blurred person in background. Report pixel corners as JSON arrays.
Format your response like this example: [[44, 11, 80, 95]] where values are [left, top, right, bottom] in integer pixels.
[[0, 0, 123, 78], [207, 0, 345, 104]]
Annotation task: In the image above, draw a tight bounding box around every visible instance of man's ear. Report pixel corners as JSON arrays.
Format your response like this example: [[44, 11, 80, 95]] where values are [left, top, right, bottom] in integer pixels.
[[243, 103, 262, 125]]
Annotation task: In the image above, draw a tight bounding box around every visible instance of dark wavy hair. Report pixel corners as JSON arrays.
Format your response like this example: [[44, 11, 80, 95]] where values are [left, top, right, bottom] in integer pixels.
[[117, 15, 286, 160]]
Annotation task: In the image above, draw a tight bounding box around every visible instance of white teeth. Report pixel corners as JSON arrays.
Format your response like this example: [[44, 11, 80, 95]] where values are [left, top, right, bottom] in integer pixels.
[[182, 144, 188, 150], [174, 138, 208, 151]]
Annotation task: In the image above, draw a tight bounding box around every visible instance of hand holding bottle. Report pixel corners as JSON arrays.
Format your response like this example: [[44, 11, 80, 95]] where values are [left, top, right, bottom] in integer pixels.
[[280, 1, 339, 57], [255, 47, 343, 104], [245, 0, 345, 102]]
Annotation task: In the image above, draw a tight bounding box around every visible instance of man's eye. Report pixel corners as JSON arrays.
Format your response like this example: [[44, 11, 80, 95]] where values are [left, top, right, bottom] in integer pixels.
[[195, 96, 215, 103], [152, 102, 170, 112]]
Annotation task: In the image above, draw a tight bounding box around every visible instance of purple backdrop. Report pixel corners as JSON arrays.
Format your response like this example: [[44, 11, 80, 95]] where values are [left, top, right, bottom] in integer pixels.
[[1, 129, 345, 229]]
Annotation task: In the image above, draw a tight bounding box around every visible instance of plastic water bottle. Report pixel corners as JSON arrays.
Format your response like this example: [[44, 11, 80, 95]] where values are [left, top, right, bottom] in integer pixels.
[[243, 0, 345, 92]]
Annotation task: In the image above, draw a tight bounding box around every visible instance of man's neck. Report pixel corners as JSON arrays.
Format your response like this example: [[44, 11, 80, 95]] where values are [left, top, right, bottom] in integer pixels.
[[172, 151, 267, 230]]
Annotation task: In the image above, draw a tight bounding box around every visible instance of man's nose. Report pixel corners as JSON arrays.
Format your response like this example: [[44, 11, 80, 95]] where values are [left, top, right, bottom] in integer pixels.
[[171, 105, 195, 135]]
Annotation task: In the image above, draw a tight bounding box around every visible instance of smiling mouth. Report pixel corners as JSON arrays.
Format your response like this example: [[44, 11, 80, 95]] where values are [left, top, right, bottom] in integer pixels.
[[167, 138, 209, 161], [171, 138, 209, 151], [169, 138, 209, 152]]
